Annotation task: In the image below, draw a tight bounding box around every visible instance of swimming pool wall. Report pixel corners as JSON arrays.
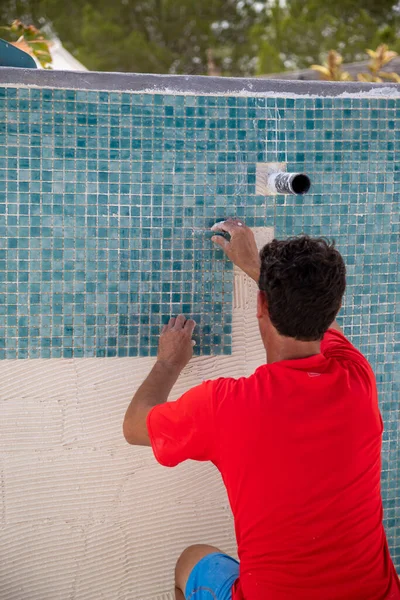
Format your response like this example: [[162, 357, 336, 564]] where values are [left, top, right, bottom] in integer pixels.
[[0, 69, 399, 598]]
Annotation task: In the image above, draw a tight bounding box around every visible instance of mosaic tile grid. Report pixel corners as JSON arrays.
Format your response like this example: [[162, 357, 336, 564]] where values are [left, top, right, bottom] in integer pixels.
[[0, 88, 399, 360]]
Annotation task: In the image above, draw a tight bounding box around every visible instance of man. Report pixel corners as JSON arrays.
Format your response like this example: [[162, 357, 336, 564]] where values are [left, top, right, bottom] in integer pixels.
[[123, 219, 400, 600]]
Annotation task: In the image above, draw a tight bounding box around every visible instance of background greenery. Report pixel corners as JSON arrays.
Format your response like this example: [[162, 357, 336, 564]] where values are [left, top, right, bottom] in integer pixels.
[[1, 0, 400, 75]]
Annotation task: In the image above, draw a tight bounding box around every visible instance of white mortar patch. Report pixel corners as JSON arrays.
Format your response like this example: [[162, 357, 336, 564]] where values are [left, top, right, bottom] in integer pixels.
[[0, 227, 273, 599]]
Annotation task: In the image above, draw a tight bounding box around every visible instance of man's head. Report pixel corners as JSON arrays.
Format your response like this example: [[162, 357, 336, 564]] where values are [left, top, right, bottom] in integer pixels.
[[257, 236, 346, 341]]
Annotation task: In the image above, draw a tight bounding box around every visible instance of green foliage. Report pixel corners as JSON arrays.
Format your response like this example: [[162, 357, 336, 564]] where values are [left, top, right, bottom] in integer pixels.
[[75, 4, 175, 73], [0, 0, 260, 74], [0, 0, 399, 76], [252, 0, 400, 74], [255, 40, 285, 75]]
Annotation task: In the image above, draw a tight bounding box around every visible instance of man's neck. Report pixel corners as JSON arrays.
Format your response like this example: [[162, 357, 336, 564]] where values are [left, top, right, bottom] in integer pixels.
[[266, 338, 321, 364]]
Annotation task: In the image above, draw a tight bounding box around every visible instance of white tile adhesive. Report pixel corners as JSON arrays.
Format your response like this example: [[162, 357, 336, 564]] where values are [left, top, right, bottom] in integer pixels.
[[3, 80, 400, 99], [0, 227, 274, 600]]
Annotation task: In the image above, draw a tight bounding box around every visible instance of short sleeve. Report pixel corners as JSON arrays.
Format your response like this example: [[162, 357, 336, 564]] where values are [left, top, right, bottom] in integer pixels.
[[321, 328, 372, 372], [146, 380, 216, 467]]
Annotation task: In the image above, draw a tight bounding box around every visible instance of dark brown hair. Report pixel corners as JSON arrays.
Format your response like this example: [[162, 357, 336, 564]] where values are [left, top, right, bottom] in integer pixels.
[[258, 236, 346, 341]]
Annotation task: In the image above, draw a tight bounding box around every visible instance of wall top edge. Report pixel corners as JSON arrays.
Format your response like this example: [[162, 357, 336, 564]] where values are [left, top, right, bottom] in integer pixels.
[[1, 68, 400, 98]]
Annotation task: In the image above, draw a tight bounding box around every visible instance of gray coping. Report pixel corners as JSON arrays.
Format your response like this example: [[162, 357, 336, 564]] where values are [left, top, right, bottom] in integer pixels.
[[1, 67, 400, 97]]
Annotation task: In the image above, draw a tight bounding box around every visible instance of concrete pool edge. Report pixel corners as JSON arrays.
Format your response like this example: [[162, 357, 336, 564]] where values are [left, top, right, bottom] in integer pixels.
[[1, 67, 400, 97]]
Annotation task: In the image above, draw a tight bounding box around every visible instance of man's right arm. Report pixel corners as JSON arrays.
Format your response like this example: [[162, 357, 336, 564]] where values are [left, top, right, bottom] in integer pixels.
[[211, 218, 345, 339], [211, 218, 261, 282]]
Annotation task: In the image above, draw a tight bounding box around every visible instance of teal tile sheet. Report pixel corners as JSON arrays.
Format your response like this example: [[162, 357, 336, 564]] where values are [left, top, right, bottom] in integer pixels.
[[0, 84, 400, 564]]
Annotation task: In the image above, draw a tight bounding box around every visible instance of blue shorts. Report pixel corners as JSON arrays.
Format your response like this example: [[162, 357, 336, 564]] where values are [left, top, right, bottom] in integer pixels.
[[185, 552, 239, 600]]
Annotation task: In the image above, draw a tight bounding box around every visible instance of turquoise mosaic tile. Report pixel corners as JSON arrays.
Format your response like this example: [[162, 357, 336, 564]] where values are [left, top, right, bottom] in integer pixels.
[[0, 82, 400, 565], [0, 87, 399, 365]]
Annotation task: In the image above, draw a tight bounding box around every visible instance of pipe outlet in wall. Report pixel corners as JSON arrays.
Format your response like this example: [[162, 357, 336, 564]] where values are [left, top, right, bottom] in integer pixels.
[[256, 162, 311, 196]]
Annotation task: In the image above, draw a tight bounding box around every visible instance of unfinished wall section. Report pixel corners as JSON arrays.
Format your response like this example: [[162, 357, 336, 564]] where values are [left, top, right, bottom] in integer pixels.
[[0, 70, 399, 599], [0, 228, 271, 600]]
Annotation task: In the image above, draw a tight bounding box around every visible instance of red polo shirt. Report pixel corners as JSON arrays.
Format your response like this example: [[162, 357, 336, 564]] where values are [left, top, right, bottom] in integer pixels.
[[147, 329, 400, 599]]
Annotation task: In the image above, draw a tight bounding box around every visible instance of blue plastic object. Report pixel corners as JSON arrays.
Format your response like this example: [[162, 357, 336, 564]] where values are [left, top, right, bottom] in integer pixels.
[[0, 37, 37, 68]]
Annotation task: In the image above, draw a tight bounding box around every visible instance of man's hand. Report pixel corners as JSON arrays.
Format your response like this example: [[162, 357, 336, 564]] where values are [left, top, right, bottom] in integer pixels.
[[157, 314, 196, 371], [211, 218, 261, 282], [123, 315, 196, 446]]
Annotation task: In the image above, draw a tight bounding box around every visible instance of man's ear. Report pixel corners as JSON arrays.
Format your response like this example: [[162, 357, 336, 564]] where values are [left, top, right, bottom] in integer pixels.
[[257, 290, 268, 319]]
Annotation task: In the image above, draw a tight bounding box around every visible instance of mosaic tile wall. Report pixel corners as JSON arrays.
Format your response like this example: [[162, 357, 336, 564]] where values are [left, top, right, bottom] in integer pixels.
[[0, 82, 399, 563]]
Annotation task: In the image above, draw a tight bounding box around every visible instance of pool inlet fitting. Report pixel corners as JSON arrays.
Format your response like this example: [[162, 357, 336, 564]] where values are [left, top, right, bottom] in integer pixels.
[[256, 163, 311, 196]]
